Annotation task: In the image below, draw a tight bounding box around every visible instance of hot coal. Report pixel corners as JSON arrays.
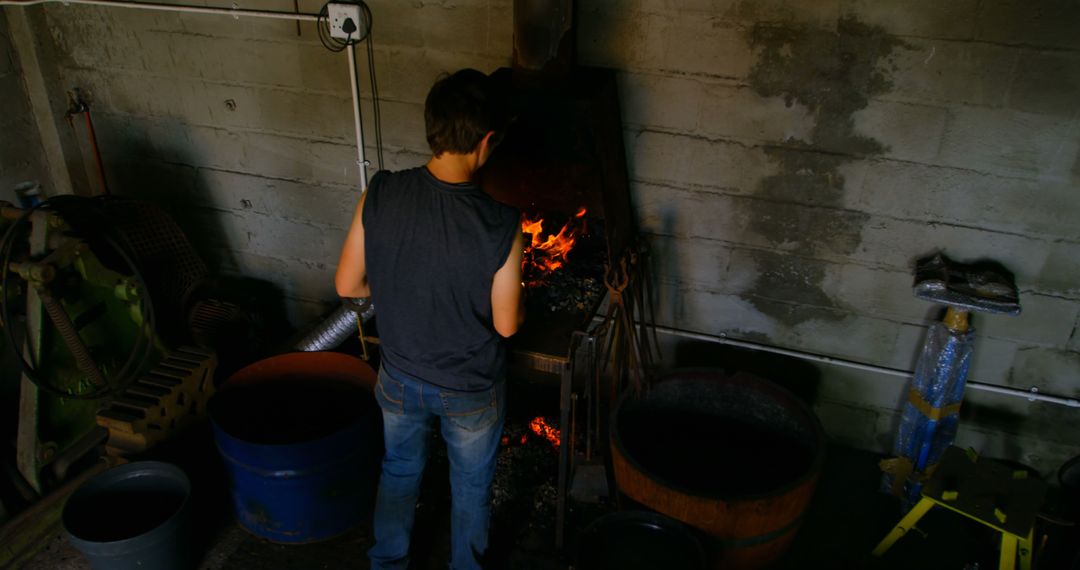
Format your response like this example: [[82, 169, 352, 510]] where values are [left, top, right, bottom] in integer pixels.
[[488, 415, 562, 564], [528, 273, 603, 314], [523, 215, 607, 315], [411, 414, 562, 566]]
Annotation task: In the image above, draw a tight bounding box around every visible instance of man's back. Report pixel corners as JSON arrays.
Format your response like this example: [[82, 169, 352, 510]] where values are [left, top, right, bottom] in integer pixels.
[[363, 166, 519, 392], [337, 68, 521, 570]]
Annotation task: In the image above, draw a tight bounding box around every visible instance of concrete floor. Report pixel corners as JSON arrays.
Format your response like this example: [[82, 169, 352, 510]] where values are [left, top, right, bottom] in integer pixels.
[[17, 369, 1080, 570], [22, 434, 1080, 570]]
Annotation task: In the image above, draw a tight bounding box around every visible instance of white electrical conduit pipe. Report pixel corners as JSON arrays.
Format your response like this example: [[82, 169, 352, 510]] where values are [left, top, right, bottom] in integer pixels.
[[0, 0, 319, 21], [648, 324, 1080, 408], [0, 0, 371, 188], [346, 45, 368, 191]]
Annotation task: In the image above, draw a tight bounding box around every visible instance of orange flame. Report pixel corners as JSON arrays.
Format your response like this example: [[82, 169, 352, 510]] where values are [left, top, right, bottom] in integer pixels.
[[521, 207, 587, 284], [529, 416, 561, 449]]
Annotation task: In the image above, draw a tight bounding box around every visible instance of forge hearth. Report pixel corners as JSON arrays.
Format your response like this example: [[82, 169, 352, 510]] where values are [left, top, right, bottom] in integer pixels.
[[481, 66, 632, 371], [482, 67, 632, 259], [478, 3, 637, 548], [518, 209, 607, 361]]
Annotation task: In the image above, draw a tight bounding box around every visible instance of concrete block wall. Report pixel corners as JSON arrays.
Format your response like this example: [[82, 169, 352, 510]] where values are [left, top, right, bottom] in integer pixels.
[[4, 0, 1078, 471], [579, 0, 1080, 473], [0, 10, 51, 204], [11, 0, 513, 325]]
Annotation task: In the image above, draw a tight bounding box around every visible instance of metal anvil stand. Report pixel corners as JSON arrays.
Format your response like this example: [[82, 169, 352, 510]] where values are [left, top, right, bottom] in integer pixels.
[[511, 327, 602, 552]]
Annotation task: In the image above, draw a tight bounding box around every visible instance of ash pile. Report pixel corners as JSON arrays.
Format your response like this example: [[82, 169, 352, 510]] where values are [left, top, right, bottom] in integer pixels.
[[528, 273, 603, 314], [412, 415, 563, 564], [488, 415, 563, 564]]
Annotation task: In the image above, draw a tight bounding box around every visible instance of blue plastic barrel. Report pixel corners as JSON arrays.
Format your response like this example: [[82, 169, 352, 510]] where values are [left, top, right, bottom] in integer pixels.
[[63, 461, 194, 570], [209, 352, 382, 543]]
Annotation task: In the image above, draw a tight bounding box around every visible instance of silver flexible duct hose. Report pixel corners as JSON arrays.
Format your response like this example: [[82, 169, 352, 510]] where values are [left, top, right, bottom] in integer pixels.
[[293, 297, 375, 352]]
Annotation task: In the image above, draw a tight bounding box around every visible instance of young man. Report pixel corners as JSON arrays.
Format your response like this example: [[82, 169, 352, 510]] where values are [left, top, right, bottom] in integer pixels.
[[335, 68, 525, 570]]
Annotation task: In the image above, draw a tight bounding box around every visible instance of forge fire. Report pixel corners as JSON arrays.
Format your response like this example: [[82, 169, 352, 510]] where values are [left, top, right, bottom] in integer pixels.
[[521, 207, 588, 287], [517, 208, 605, 315]]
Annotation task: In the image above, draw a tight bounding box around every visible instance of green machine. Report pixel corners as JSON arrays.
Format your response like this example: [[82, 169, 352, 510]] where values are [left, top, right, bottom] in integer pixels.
[[1, 196, 221, 501]]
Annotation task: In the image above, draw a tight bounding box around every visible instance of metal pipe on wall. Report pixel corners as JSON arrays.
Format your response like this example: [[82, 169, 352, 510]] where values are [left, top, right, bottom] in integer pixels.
[[346, 45, 368, 191], [650, 324, 1080, 408], [0, 0, 320, 21]]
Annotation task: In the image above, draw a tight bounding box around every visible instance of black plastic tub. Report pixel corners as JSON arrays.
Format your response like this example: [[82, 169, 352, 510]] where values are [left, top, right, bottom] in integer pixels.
[[63, 461, 194, 570], [576, 510, 707, 570]]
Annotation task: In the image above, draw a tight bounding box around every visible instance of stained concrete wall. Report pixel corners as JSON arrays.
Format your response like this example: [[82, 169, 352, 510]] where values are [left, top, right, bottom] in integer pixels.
[[4, 0, 1078, 472], [581, 0, 1080, 473], [0, 10, 51, 204]]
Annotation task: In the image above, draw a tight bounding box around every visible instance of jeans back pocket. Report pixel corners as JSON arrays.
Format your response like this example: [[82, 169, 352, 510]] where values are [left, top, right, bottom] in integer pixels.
[[374, 369, 405, 415], [440, 386, 499, 432]]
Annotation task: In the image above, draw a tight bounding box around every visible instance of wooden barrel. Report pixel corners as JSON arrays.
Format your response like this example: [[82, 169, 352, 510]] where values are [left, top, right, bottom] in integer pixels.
[[610, 370, 825, 569]]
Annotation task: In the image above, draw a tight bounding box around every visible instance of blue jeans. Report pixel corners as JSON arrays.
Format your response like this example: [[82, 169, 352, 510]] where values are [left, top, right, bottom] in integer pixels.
[[368, 366, 505, 570]]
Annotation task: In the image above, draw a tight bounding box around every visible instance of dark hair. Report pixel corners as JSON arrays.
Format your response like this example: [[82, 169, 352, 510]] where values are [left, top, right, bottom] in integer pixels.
[[424, 69, 505, 156]]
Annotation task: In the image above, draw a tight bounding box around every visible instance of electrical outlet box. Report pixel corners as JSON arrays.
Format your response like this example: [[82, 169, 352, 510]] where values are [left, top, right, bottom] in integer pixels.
[[328, 3, 362, 40]]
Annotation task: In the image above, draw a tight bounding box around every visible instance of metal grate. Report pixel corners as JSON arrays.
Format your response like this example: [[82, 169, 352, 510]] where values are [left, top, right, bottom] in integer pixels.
[[100, 200, 208, 310]]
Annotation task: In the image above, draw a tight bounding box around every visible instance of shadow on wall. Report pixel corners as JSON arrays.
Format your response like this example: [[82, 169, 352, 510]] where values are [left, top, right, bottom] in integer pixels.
[[99, 118, 230, 262], [958, 402, 1028, 457], [648, 208, 684, 326], [195, 275, 294, 381], [669, 340, 822, 407], [94, 118, 294, 376]]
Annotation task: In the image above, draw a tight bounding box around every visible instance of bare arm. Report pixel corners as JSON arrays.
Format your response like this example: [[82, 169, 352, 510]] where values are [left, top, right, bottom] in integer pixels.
[[491, 230, 525, 337], [335, 193, 371, 298]]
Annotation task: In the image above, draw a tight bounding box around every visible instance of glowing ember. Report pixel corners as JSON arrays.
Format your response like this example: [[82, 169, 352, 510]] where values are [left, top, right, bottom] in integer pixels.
[[529, 416, 561, 449], [500, 433, 541, 447], [521, 207, 587, 286]]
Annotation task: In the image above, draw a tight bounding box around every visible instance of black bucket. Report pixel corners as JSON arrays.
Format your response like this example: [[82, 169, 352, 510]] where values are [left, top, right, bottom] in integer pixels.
[[63, 461, 194, 570], [576, 510, 707, 570]]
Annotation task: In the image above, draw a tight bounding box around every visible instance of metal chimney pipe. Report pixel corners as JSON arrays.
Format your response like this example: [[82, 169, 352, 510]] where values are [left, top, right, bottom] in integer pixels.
[[513, 0, 575, 72]]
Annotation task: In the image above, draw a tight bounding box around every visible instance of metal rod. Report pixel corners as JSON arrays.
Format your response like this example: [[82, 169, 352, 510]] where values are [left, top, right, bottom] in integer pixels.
[[347, 44, 369, 191], [554, 335, 579, 551], [648, 324, 1080, 408], [585, 337, 595, 461], [0, 0, 320, 21], [83, 110, 110, 196], [569, 391, 577, 483], [51, 426, 108, 481]]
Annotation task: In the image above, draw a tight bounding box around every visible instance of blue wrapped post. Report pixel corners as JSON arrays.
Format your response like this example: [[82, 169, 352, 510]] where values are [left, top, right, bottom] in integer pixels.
[[881, 253, 1020, 512], [882, 318, 974, 509]]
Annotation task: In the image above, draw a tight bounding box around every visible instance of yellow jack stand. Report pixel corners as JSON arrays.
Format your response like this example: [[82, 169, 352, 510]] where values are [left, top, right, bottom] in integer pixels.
[[873, 446, 1045, 570]]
